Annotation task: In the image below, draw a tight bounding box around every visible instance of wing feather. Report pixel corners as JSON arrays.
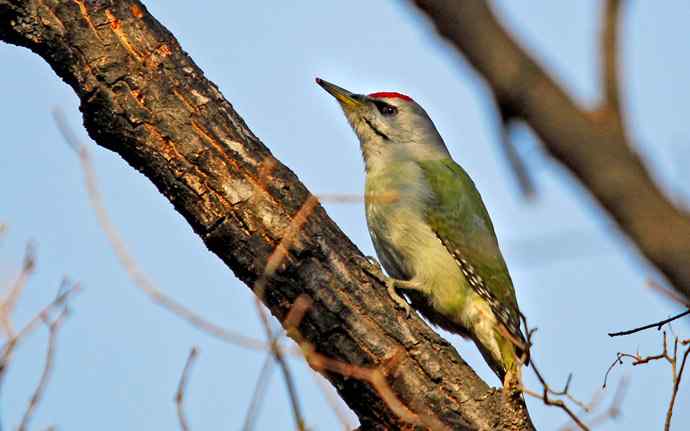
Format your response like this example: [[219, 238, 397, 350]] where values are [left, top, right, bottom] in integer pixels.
[[418, 158, 525, 347]]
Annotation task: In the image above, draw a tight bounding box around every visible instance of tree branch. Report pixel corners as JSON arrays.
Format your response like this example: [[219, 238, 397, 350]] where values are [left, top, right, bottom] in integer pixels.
[[411, 0, 690, 301], [0, 1, 533, 429], [608, 308, 690, 337]]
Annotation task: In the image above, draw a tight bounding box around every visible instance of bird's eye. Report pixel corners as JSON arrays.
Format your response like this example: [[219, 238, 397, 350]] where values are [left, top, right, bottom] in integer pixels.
[[381, 105, 397, 116], [373, 100, 398, 116]]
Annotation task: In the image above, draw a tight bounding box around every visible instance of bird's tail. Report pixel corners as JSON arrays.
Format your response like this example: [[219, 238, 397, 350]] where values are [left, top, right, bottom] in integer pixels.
[[494, 328, 530, 386]]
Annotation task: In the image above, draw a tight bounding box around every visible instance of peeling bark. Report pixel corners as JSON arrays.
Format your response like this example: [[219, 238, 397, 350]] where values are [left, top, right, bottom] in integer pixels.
[[0, 1, 535, 429]]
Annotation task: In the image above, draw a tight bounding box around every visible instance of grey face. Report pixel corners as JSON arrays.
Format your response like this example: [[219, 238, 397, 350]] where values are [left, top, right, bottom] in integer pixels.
[[317, 78, 449, 170]]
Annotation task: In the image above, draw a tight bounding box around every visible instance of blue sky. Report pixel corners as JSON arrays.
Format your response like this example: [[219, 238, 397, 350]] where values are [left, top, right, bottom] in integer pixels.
[[1, 1, 689, 430]]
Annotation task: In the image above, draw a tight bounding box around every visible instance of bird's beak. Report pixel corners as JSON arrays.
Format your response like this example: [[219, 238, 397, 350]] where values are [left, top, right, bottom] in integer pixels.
[[315, 78, 363, 109]]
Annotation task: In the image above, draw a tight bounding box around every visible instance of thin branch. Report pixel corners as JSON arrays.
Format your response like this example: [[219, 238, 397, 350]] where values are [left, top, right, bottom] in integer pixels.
[[252, 194, 319, 301], [0, 242, 36, 337], [600, 0, 623, 121], [303, 345, 431, 429], [283, 296, 443, 429], [316, 192, 399, 204], [517, 315, 591, 431], [649, 280, 690, 308], [53, 109, 268, 353], [569, 377, 628, 431], [282, 298, 443, 431], [311, 372, 355, 430], [250, 194, 320, 431], [0, 283, 81, 391], [285, 295, 355, 429], [604, 332, 689, 431], [665, 340, 689, 431], [494, 96, 535, 199], [254, 304, 305, 431], [241, 354, 275, 431], [17, 305, 70, 431], [175, 347, 199, 431], [521, 362, 590, 431], [608, 309, 690, 337]]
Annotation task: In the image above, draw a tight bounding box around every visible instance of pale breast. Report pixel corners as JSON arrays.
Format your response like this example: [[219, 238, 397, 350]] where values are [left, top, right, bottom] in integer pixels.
[[364, 162, 464, 295]]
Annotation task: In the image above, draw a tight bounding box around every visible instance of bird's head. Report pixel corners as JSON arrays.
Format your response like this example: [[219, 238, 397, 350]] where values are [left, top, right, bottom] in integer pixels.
[[316, 78, 448, 172]]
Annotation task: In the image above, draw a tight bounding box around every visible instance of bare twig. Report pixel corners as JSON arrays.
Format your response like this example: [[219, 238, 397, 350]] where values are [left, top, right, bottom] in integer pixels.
[[599, 0, 623, 123], [494, 97, 535, 199], [301, 343, 435, 429], [521, 364, 590, 431], [311, 373, 355, 430], [286, 295, 356, 429], [250, 194, 320, 431], [175, 347, 199, 431], [564, 377, 628, 431], [0, 283, 81, 391], [17, 305, 70, 431], [252, 194, 319, 301], [282, 295, 445, 429], [604, 332, 689, 431], [519, 314, 628, 431], [518, 317, 589, 430], [649, 280, 690, 308], [53, 108, 267, 352], [608, 309, 690, 337], [666, 340, 690, 431], [241, 354, 275, 431], [254, 304, 305, 431], [281, 298, 443, 430], [1, 242, 36, 337], [317, 192, 400, 204]]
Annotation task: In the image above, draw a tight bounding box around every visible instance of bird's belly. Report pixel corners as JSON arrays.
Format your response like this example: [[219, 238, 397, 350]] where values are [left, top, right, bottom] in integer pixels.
[[367, 204, 471, 319]]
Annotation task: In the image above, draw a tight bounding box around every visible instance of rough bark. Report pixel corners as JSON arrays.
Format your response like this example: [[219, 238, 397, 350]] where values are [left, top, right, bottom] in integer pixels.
[[412, 0, 690, 302], [0, 1, 535, 429]]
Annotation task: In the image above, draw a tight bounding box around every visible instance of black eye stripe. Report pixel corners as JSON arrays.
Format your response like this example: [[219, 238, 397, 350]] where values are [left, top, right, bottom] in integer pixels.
[[364, 118, 390, 141]]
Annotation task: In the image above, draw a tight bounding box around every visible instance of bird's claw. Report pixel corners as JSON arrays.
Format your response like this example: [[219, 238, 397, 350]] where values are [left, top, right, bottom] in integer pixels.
[[386, 278, 412, 318]]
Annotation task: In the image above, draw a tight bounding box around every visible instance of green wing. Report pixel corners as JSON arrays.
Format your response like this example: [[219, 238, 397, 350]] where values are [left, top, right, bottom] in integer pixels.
[[418, 158, 524, 343]]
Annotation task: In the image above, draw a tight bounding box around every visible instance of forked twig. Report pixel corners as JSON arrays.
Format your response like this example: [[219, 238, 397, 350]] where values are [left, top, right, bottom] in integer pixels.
[[666, 340, 689, 431], [0, 283, 81, 390], [283, 296, 446, 431], [519, 314, 627, 431], [603, 332, 689, 431]]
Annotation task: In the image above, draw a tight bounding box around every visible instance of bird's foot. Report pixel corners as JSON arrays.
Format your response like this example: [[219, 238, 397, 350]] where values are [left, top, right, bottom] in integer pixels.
[[385, 277, 413, 318]]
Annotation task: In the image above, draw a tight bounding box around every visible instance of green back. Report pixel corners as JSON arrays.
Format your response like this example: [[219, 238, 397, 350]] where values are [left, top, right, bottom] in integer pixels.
[[418, 158, 522, 339]]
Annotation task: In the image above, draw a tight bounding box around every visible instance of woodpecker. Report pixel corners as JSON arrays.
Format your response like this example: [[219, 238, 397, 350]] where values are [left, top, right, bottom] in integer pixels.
[[316, 78, 528, 384]]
